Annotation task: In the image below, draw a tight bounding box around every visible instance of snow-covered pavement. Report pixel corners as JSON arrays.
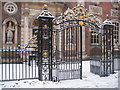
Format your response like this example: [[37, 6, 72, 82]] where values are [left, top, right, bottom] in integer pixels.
[[0, 61, 118, 89]]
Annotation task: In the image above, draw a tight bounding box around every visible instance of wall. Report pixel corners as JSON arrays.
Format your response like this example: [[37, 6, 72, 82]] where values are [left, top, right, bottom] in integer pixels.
[[2, 2, 21, 46], [0, 1, 2, 48], [85, 2, 119, 56]]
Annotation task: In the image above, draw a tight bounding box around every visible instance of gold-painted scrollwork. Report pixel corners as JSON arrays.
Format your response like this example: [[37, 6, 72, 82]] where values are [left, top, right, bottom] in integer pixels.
[[25, 36, 37, 50], [53, 4, 101, 31], [64, 8, 75, 20]]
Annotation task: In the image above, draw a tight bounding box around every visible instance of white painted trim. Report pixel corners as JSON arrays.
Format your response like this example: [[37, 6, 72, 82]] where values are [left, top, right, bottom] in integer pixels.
[[4, 2, 18, 15], [3, 17, 17, 25]]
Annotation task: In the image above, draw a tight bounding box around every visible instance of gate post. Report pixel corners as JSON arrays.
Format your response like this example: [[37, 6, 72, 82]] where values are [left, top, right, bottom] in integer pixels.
[[102, 15, 114, 76], [37, 5, 54, 81], [80, 26, 82, 79]]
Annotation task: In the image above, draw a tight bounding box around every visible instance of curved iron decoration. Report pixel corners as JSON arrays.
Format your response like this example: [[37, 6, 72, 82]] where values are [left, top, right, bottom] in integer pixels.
[[25, 36, 37, 50], [53, 4, 101, 32]]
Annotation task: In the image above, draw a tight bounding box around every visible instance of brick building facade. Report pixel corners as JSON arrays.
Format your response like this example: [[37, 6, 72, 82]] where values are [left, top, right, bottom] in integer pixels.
[[0, 1, 119, 58], [0, 2, 65, 49], [84, 2, 120, 57], [67, 1, 119, 58]]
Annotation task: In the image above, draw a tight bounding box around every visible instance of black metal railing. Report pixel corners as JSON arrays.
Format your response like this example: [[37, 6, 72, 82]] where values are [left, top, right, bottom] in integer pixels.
[[0, 47, 38, 81]]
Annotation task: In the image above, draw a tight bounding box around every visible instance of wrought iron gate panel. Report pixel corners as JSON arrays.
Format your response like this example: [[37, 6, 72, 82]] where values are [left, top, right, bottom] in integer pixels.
[[52, 5, 101, 80], [52, 25, 83, 80]]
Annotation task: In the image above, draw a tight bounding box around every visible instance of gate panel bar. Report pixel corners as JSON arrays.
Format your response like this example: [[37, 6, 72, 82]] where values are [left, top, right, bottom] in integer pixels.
[[80, 26, 82, 79]]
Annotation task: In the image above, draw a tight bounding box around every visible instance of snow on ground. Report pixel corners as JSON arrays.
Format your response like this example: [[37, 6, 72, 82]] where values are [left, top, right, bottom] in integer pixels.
[[0, 61, 118, 89]]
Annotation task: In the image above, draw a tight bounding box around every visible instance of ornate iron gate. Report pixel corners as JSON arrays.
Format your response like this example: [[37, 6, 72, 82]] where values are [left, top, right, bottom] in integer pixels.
[[0, 4, 101, 82], [52, 5, 101, 81], [52, 26, 83, 80]]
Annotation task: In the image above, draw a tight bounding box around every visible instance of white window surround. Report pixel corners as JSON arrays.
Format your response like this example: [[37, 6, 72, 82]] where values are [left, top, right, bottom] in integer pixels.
[[89, 5, 102, 15], [90, 29, 100, 45], [111, 0, 119, 3], [90, 17, 102, 45], [4, 2, 18, 15], [111, 9, 119, 17], [111, 20, 119, 44]]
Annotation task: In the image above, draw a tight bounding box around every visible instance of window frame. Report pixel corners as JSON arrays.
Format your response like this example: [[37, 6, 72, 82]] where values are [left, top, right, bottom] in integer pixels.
[[112, 21, 119, 44], [90, 29, 101, 46]]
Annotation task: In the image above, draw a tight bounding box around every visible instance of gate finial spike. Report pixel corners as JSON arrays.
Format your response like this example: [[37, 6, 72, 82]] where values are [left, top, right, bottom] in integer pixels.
[[106, 14, 109, 19], [43, 4, 48, 10], [77, 3, 80, 7], [77, 3, 84, 8]]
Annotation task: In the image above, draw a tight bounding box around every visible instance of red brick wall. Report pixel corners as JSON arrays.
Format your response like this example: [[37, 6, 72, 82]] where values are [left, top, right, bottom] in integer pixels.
[[67, 2, 77, 8], [85, 2, 91, 55], [85, 2, 119, 56], [2, 2, 21, 24], [85, 27, 91, 55], [102, 2, 111, 21]]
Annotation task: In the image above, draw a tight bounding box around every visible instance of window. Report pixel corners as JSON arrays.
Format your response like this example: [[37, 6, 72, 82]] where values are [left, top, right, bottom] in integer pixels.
[[4, 2, 18, 15], [92, 2, 100, 6], [90, 29, 100, 45], [112, 22, 119, 43], [6, 5, 15, 13], [111, 0, 119, 3]]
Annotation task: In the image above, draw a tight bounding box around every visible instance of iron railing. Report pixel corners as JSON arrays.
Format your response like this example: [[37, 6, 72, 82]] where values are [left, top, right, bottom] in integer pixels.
[[0, 47, 38, 81]]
